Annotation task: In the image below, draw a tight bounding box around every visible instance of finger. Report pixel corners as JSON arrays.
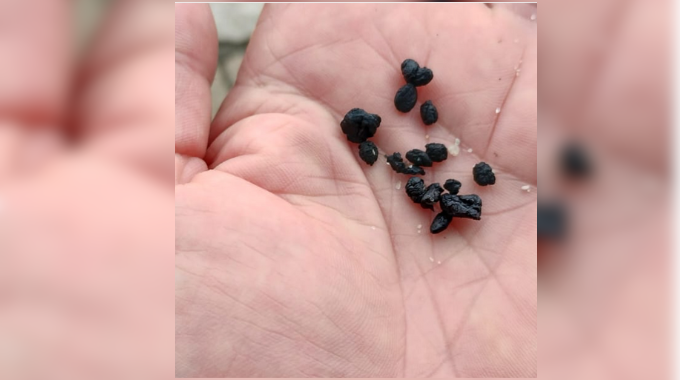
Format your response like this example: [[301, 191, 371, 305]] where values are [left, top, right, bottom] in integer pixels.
[[0, 0, 71, 126], [74, 1, 176, 185], [174, 4, 217, 181]]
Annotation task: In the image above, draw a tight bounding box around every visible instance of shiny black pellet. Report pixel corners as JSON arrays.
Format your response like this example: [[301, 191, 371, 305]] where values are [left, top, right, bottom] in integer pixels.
[[401, 59, 419, 83], [443, 179, 461, 195], [405, 177, 426, 203], [420, 101, 438, 125], [420, 183, 444, 210], [340, 108, 381, 143], [473, 162, 496, 186], [440, 193, 482, 220], [425, 143, 448, 162], [358, 141, 378, 166], [394, 83, 417, 113], [406, 149, 433, 167], [430, 212, 453, 234], [411, 67, 433, 87]]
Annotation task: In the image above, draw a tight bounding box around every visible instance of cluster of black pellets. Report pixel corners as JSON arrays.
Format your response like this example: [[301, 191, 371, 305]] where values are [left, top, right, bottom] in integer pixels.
[[395, 59, 438, 126], [405, 177, 483, 234], [385, 142, 449, 176], [340, 108, 382, 165]]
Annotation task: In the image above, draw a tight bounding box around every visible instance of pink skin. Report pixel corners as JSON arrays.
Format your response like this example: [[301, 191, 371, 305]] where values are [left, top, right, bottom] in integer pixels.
[[0, 2, 174, 379], [176, 4, 536, 378]]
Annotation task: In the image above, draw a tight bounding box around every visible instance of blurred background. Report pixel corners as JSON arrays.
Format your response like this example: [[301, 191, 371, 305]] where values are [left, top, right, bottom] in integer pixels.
[[210, 3, 264, 117]]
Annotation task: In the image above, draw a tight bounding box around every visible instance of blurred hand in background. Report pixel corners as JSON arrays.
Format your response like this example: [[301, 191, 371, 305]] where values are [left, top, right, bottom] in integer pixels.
[[176, 3, 536, 377], [0, 1, 174, 379]]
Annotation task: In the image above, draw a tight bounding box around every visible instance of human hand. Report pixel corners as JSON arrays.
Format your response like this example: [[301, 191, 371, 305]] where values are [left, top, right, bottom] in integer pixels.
[[176, 3, 536, 377], [0, 2, 174, 379]]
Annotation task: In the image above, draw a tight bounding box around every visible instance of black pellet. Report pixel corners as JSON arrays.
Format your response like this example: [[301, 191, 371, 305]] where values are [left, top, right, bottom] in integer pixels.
[[425, 143, 448, 162], [405, 177, 426, 203], [420, 100, 438, 125], [404, 166, 426, 175], [406, 149, 433, 167], [538, 202, 566, 240], [430, 212, 453, 234], [440, 193, 482, 220], [401, 59, 420, 83], [560, 142, 592, 179], [443, 179, 461, 195], [412, 67, 433, 87], [420, 183, 444, 210], [358, 141, 378, 166], [473, 162, 496, 186], [385, 152, 407, 174], [340, 108, 381, 143], [394, 83, 417, 113]]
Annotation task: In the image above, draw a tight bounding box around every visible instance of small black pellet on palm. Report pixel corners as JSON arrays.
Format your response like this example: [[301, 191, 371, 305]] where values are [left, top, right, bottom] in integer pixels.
[[404, 165, 426, 175], [430, 212, 453, 234], [394, 83, 417, 113], [538, 202, 566, 240], [405, 177, 426, 203], [420, 183, 444, 210], [340, 108, 381, 143], [406, 149, 433, 167], [385, 152, 407, 173], [412, 67, 433, 86], [560, 142, 592, 179], [440, 193, 482, 220], [425, 143, 447, 162], [401, 59, 419, 83], [358, 141, 378, 166], [473, 162, 496, 186], [420, 101, 438, 125], [443, 179, 461, 195]]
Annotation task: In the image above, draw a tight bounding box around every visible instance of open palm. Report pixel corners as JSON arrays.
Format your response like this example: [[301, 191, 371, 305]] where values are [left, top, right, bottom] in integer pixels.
[[175, 4, 536, 377]]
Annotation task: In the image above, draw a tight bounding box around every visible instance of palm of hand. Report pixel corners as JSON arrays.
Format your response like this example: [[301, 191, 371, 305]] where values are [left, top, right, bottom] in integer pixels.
[[176, 4, 536, 377]]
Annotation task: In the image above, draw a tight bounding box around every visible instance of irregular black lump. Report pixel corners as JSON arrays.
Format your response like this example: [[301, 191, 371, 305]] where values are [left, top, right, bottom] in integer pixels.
[[404, 165, 426, 175], [440, 193, 482, 220], [560, 142, 592, 179], [385, 152, 407, 173], [358, 141, 378, 166], [340, 108, 381, 143], [420, 100, 439, 125], [420, 183, 444, 210], [430, 212, 453, 234], [473, 162, 496, 186], [443, 179, 461, 195], [406, 149, 433, 167], [405, 177, 426, 203], [538, 202, 566, 240], [394, 83, 418, 113], [412, 67, 434, 87], [401, 59, 420, 83], [425, 143, 448, 162]]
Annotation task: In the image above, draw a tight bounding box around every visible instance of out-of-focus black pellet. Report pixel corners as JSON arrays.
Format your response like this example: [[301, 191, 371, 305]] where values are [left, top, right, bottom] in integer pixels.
[[404, 166, 426, 175], [425, 143, 447, 162], [385, 152, 407, 173], [420, 100, 438, 125], [472, 162, 496, 186], [538, 202, 566, 240], [420, 183, 444, 210], [443, 179, 461, 195], [358, 141, 378, 166], [560, 142, 592, 179], [401, 59, 420, 83], [430, 212, 453, 234], [406, 149, 433, 167], [405, 177, 426, 203], [340, 108, 381, 143], [440, 193, 482, 220], [394, 83, 417, 113]]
